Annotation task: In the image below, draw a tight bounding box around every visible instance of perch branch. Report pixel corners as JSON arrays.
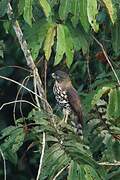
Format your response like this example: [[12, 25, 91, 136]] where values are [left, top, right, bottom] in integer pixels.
[[7, 3, 52, 113]]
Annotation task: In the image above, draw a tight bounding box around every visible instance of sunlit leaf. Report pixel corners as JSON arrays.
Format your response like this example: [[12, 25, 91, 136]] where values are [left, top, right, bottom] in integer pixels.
[[54, 24, 74, 67], [59, 0, 71, 20], [79, 0, 90, 32], [84, 165, 101, 180], [102, 0, 117, 24], [111, 22, 120, 56], [71, 0, 80, 27], [23, 18, 50, 59], [39, 0, 52, 19], [91, 86, 111, 107], [44, 24, 56, 61], [54, 24, 65, 65], [107, 88, 120, 120], [64, 26, 74, 67], [87, 0, 99, 32], [23, 0, 33, 26]]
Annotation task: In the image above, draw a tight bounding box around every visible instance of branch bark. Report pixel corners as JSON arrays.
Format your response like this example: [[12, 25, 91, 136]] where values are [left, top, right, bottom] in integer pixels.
[[7, 3, 52, 113]]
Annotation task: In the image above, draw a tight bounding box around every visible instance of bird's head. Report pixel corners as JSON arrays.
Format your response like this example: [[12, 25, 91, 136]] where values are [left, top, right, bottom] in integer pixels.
[[52, 70, 70, 83]]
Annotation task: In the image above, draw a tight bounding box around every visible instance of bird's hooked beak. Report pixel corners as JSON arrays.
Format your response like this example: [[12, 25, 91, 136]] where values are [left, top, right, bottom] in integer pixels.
[[52, 73, 56, 79]]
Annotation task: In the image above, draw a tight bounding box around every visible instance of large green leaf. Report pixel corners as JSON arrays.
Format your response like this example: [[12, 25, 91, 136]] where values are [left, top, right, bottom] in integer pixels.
[[40, 143, 70, 180], [59, 0, 71, 20], [54, 24, 66, 65], [70, 0, 80, 27], [43, 24, 56, 61], [68, 24, 90, 53], [0, 0, 9, 17], [107, 88, 120, 120], [67, 161, 79, 180], [91, 86, 111, 107], [0, 126, 25, 163], [23, 18, 50, 59], [64, 25, 74, 67], [79, 0, 90, 32], [87, 0, 99, 32], [84, 165, 101, 180], [102, 0, 117, 24], [64, 141, 106, 179], [54, 24, 74, 67], [18, 0, 25, 15], [39, 0, 52, 19], [23, 0, 33, 26], [111, 22, 120, 56]]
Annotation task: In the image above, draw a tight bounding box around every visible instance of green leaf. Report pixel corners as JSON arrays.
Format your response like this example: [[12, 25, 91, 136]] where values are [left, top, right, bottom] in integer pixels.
[[54, 24, 66, 65], [0, 0, 9, 17], [111, 22, 120, 56], [102, 0, 117, 24], [84, 165, 101, 180], [64, 141, 106, 179], [0, 127, 25, 163], [23, 18, 50, 59], [23, 0, 33, 26], [54, 24, 74, 67], [87, 0, 99, 32], [0, 126, 16, 139], [67, 161, 78, 180], [107, 88, 120, 120], [64, 26, 74, 67], [59, 0, 71, 20], [79, 0, 90, 32], [39, 0, 52, 19], [44, 24, 56, 61], [71, 0, 80, 27], [18, 0, 25, 15], [91, 86, 111, 107], [68, 24, 90, 54], [40, 143, 70, 179]]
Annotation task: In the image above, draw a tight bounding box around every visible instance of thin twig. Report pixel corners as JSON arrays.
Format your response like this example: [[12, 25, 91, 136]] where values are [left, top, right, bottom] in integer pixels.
[[13, 75, 33, 122], [0, 148, 7, 180], [0, 100, 39, 111], [0, 65, 31, 73], [36, 132, 46, 180], [33, 71, 41, 108], [0, 75, 52, 110], [44, 59, 47, 99], [7, 3, 52, 112], [92, 35, 120, 86], [99, 161, 120, 166], [53, 165, 68, 180]]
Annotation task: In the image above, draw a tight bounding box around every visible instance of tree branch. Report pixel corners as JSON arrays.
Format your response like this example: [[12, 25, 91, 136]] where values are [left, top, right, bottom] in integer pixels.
[[7, 3, 52, 113]]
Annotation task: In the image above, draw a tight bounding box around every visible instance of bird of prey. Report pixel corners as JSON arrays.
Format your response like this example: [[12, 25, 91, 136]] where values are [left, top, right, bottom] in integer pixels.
[[52, 70, 83, 131]]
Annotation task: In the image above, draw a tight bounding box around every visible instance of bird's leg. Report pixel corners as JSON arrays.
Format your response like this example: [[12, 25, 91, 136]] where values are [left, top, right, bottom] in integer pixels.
[[64, 110, 69, 123], [58, 109, 69, 126]]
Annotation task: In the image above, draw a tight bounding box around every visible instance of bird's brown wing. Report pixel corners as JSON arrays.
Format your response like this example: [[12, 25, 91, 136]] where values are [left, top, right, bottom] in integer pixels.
[[66, 86, 83, 125]]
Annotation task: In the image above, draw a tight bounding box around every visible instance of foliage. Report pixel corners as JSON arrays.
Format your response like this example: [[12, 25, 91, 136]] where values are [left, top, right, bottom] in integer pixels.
[[0, 0, 120, 179]]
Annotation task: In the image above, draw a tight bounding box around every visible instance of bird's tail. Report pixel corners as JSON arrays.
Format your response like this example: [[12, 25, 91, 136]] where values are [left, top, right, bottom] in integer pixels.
[[76, 110, 83, 136]]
